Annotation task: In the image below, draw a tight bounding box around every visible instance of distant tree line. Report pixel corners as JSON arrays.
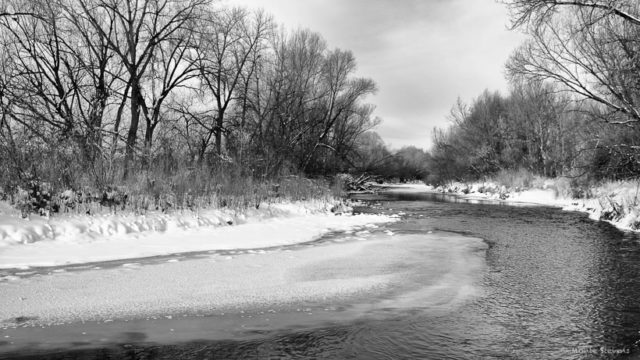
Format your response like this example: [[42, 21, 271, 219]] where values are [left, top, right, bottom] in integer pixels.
[[0, 0, 381, 194], [428, 0, 640, 185], [353, 130, 430, 182]]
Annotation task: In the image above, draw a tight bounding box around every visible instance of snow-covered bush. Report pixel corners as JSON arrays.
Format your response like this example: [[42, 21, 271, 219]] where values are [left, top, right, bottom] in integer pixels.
[[14, 180, 57, 217]]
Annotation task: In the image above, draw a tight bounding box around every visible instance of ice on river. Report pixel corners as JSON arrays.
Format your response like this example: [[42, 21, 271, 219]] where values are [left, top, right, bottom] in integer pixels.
[[0, 232, 487, 328]]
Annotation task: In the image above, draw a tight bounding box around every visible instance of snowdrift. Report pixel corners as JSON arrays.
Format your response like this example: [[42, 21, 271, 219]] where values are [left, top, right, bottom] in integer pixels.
[[0, 200, 397, 268]]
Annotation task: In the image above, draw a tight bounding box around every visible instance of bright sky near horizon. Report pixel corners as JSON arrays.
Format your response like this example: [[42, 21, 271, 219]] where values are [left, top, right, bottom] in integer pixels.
[[226, 0, 525, 150]]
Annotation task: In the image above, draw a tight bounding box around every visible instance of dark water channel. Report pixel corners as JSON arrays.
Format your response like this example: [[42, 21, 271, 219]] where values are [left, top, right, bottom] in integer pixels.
[[352, 190, 640, 359], [3, 189, 640, 359]]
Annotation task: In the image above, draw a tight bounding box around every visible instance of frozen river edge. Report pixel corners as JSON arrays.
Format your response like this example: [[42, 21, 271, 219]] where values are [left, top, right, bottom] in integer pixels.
[[0, 196, 488, 349]]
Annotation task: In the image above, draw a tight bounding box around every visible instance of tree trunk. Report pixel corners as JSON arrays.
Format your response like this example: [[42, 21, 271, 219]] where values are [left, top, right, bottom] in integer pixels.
[[123, 82, 141, 179], [215, 110, 224, 155]]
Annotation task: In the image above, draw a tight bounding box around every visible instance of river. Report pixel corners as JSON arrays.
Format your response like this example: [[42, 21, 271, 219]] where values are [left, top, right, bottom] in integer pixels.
[[2, 188, 640, 359]]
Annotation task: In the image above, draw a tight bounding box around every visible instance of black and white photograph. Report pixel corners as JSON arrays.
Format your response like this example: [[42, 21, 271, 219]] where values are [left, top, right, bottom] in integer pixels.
[[1, 0, 640, 358]]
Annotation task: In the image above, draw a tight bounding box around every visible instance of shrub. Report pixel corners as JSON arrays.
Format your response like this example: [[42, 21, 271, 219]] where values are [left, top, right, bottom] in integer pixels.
[[14, 180, 58, 217], [492, 169, 538, 190]]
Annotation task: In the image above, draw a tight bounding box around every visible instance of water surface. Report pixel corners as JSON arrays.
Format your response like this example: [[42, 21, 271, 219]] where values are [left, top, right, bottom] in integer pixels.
[[2, 189, 640, 359]]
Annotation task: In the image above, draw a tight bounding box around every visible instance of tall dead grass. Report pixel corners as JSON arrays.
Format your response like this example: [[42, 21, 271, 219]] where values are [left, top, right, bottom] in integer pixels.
[[2, 150, 341, 216]]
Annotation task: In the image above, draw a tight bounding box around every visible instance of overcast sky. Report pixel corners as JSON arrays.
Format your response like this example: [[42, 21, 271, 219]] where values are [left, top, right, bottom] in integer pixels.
[[226, 0, 525, 150]]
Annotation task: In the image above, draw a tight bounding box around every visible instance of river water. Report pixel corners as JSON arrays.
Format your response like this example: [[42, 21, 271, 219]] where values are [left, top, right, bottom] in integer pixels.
[[2, 189, 640, 359]]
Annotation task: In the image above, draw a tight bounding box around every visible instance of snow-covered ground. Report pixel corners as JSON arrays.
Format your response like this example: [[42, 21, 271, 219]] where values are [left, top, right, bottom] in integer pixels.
[[0, 200, 397, 269]]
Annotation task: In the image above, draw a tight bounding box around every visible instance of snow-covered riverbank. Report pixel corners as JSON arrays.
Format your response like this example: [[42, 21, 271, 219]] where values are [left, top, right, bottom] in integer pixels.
[[0, 189, 492, 336], [390, 181, 640, 232], [0, 200, 397, 269]]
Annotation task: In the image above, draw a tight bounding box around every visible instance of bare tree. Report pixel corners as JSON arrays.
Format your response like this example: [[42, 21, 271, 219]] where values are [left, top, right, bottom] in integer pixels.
[[505, 0, 640, 125], [194, 7, 273, 157], [260, 29, 327, 173], [0, 0, 121, 164], [508, 80, 571, 176], [506, 0, 640, 28], [300, 48, 377, 171], [230, 29, 377, 175], [0, 1, 46, 21], [77, 0, 210, 178], [138, 22, 202, 165]]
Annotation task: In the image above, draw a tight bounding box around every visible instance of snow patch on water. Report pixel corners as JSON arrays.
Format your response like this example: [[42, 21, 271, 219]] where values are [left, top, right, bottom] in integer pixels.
[[0, 232, 487, 328]]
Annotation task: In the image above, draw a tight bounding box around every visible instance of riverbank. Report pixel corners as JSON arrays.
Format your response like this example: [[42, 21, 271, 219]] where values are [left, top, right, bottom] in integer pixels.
[[0, 198, 396, 269], [398, 180, 640, 232]]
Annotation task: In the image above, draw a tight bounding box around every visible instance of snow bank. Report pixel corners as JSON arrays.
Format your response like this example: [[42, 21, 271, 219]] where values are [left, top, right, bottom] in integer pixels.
[[0, 200, 397, 269], [378, 183, 433, 193], [410, 180, 640, 232]]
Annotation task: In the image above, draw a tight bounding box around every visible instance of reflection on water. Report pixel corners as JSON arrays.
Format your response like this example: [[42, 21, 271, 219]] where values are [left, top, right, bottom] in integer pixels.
[[3, 189, 640, 359]]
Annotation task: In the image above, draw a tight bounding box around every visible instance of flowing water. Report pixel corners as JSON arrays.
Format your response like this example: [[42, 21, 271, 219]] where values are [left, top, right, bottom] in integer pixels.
[[2, 189, 640, 359]]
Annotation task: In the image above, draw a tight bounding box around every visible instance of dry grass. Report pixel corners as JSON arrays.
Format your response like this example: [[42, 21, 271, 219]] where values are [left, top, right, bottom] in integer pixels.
[[592, 180, 640, 211], [485, 169, 601, 199], [490, 169, 546, 190], [5, 155, 342, 217]]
